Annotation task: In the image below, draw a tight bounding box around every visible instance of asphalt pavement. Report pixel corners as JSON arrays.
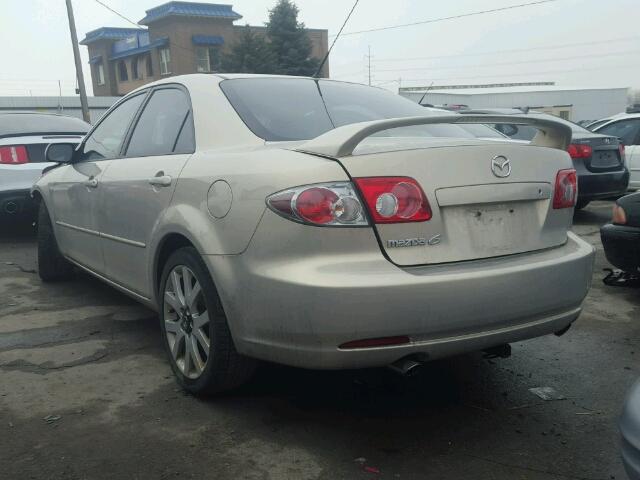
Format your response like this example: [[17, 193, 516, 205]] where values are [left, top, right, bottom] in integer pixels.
[[0, 200, 638, 480]]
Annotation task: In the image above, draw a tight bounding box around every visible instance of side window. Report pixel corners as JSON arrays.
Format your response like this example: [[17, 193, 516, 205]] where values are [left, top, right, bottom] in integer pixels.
[[78, 93, 146, 162], [598, 119, 640, 145], [125, 88, 193, 157], [173, 112, 195, 154]]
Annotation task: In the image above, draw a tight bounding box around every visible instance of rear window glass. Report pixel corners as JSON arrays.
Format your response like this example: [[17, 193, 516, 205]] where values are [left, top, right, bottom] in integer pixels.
[[0, 114, 89, 138], [220, 78, 476, 142]]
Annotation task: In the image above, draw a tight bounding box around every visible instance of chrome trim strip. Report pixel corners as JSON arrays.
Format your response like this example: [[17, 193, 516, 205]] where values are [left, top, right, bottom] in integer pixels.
[[56, 220, 99, 237], [56, 221, 146, 248], [100, 231, 146, 248], [65, 256, 152, 304]]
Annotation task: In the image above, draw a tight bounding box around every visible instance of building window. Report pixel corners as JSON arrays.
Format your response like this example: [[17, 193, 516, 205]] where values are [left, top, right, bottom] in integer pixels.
[[96, 63, 105, 86], [131, 57, 139, 80], [159, 48, 171, 75], [118, 61, 128, 82], [195, 46, 221, 73], [146, 55, 153, 77]]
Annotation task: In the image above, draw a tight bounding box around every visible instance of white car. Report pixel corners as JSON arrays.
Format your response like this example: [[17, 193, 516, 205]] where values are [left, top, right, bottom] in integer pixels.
[[0, 113, 89, 221], [33, 74, 595, 394], [593, 113, 640, 190]]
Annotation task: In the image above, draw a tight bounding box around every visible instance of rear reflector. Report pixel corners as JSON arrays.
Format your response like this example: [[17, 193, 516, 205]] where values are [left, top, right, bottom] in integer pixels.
[[553, 169, 577, 209], [339, 336, 411, 350], [567, 143, 592, 159], [0, 145, 29, 164], [354, 177, 431, 224]]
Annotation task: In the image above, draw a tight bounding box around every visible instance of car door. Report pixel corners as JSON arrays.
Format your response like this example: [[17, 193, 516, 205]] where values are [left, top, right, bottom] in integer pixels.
[[97, 85, 195, 298], [49, 92, 147, 272], [596, 118, 640, 189]]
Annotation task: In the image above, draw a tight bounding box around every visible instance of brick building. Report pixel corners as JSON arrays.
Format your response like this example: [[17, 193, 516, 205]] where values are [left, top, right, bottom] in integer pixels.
[[81, 1, 329, 97]]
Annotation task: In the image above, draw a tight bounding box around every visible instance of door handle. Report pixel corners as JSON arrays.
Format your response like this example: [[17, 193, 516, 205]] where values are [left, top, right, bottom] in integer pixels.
[[84, 177, 98, 188], [148, 174, 172, 187]]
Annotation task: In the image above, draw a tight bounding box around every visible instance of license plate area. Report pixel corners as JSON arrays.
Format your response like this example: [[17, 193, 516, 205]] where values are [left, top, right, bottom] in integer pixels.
[[591, 150, 619, 168], [441, 201, 543, 258]]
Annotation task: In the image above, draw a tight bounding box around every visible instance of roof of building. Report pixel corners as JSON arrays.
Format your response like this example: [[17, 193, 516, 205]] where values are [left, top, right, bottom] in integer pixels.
[[139, 1, 242, 25], [406, 85, 629, 96], [80, 27, 146, 45]]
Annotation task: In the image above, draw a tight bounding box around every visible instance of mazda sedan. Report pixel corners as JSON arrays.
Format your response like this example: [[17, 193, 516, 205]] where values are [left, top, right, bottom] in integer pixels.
[[33, 74, 595, 394]]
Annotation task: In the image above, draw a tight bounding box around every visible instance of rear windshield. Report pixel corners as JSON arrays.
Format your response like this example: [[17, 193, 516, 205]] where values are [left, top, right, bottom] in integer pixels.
[[220, 78, 478, 142], [0, 113, 90, 139]]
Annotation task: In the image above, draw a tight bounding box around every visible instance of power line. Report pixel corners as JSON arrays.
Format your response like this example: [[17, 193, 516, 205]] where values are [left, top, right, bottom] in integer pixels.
[[372, 35, 640, 63], [372, 49, 640, 73], [334, 0, 558, 37], [92, 0, 140, 27]]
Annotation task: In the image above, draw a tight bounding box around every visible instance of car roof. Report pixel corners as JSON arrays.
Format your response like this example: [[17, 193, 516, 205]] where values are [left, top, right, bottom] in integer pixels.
[[0, 112, 90, 139]]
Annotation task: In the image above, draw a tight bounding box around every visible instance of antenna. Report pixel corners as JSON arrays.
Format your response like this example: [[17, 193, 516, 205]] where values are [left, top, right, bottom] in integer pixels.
[[314, 0, 359, 78], [417, 81, 435, 106]]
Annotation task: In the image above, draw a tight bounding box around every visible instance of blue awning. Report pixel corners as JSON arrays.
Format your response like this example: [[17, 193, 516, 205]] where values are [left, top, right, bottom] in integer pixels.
[[109, 37, 169, 61], [88, 55, 103, 65], [192, 35, 224, 46]]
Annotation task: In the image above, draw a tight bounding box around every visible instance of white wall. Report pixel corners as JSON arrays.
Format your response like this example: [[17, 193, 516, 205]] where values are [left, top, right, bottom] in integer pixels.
[[401, 88, 629, 122]]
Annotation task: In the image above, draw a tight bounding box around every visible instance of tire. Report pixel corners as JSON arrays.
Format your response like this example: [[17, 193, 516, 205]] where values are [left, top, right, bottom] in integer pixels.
[[575, 199, 590, 210], [37, 201, 74, 282], [159, 247, 256, 395]]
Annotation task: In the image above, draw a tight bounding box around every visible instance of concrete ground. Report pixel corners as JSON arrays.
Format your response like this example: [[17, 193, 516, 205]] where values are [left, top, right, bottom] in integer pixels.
[[0, 200, 638, 480]]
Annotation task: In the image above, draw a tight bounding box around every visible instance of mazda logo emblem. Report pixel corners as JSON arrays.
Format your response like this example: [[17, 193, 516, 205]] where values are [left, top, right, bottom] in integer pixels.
[[491, 155, 511, 178]]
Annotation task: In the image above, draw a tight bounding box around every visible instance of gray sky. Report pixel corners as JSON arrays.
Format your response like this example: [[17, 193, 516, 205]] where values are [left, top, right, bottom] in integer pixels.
[[1, 0, 639, 96]]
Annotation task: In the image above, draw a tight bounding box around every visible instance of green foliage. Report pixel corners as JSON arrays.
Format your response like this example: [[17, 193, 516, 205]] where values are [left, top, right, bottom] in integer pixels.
[[220, 0, 322, 76], [220, 25, 277, 74], [266, 0, 320, 76]]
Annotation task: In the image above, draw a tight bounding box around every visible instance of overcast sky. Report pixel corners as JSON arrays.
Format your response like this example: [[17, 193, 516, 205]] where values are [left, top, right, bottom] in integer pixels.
[[1, 0, 639, 96]]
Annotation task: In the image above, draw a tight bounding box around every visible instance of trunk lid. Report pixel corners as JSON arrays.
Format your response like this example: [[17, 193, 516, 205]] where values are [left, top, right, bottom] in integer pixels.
[[341, 140, 573, 265], [295, 114, 574, 266]]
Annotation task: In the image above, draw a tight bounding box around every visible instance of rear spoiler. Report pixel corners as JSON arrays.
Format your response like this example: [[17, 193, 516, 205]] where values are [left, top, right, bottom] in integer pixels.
[[296, 115, 572, 158]]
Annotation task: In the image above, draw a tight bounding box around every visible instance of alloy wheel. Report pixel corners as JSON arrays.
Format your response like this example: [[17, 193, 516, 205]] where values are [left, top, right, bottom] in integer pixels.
[[163, 265, 211, 379]]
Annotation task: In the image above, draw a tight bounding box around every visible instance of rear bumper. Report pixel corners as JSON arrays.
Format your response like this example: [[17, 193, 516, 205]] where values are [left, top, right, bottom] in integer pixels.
[[206, 231, 595, 369], [0, 189, 35, 219], [621, 380, 640, 480], [601, 223, 640, 272], [578, 168, 629, 200]]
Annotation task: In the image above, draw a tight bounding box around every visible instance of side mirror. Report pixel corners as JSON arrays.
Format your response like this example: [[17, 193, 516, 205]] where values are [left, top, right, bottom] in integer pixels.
[[45, 143, 75, 164]]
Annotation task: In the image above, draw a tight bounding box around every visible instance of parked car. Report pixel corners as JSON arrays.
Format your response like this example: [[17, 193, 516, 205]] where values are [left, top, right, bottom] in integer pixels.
[[601, 191, 640, 273], [0, 113, 89, 222], [33, 74, 595, 394], [461, 109, 629, 209], [594, 113, 640, 191], [620, 379, 640, 480], [584, 113, 626, 131]]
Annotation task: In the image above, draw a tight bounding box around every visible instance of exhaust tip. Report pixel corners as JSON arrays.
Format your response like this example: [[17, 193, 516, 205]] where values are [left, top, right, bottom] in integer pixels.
[[388, 357, 425, 377]]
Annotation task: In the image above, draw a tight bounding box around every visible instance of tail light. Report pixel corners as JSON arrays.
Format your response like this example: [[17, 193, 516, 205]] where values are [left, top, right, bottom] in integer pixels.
[[353, 177, 431, 223], [553, 169, 577, 209], [0, 145, 29, 164], [567, 143, 592, 159], [619, 144, 626, 158], [612, 204, 627, 225], [266, 182, 367, 226]]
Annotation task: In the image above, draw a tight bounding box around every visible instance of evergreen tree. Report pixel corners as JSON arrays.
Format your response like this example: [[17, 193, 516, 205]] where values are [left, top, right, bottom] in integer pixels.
[[220, 25, 277, 74], [266, 0, 320, 76]]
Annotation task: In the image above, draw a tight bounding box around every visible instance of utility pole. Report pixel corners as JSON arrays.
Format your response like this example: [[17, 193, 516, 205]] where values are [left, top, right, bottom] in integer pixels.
[[65, 0, 90, 123], [366, 45, 372, 86]]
